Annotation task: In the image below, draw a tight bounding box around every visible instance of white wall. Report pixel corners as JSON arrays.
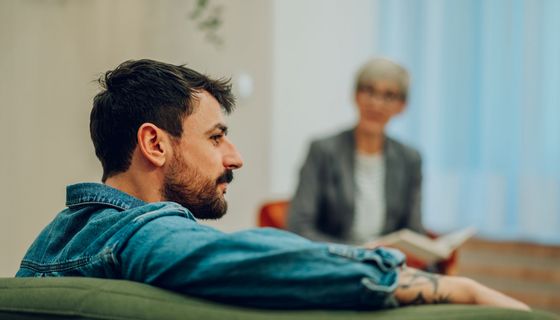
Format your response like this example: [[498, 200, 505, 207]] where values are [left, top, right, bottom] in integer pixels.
[[0, 0, 273, 276], [271, 0, 377, 197]]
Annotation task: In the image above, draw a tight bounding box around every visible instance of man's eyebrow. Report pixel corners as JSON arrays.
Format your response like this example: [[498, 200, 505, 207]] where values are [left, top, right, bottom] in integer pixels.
[[205, 123, 228, 135]]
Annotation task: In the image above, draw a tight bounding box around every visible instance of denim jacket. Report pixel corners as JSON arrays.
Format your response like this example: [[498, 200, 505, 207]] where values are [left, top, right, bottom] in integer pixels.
[[16, 183, 405, 309]]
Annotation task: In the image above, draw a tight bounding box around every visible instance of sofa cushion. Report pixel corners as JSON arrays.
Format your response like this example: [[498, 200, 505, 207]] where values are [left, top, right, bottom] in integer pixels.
[[0, 277, 556, 320]]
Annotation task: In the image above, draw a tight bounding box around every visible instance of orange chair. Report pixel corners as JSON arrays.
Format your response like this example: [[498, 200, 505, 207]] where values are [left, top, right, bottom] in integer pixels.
[[258, 200, 290, 229], [257, 200, 458, 275]]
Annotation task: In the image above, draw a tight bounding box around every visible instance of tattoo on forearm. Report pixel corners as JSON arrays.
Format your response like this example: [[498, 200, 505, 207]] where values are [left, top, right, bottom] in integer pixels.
[[399, 269, 440, 293], [405, 292, 451, 305], [434, 294, 451, 304], [398, 268, 451, 305], [408, 292, 427, 305]]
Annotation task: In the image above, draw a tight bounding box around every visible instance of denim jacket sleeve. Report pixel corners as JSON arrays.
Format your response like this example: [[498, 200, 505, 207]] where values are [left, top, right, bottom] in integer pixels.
[[118, 215, 405, 310]]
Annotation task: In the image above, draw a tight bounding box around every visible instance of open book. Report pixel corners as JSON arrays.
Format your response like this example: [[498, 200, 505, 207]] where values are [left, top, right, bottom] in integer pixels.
[[368, 227, 476, 264]]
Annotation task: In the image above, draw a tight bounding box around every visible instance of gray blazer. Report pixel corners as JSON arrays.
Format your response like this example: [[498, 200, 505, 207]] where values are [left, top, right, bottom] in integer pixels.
[[288, 128, 425, 244]]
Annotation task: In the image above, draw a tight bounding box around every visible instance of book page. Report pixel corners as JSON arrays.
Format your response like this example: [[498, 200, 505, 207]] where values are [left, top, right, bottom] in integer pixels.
[[435, 227, 477, 249], [367, 227, 476, 263]]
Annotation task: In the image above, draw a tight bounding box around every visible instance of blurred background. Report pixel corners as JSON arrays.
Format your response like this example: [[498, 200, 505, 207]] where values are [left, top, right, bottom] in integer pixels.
[[1, 0, 558, 313]]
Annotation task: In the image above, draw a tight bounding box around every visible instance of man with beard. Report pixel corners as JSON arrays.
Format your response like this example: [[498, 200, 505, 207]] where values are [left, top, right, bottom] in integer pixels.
[[16, 59, 528, 311]]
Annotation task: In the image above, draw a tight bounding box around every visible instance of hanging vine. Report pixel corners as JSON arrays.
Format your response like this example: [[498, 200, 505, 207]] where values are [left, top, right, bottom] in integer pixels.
[[189, 0, 224, 48]]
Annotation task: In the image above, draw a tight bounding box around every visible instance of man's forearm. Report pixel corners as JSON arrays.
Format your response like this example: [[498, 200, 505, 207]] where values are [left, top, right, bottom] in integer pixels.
[[394, 266, 530, 310]]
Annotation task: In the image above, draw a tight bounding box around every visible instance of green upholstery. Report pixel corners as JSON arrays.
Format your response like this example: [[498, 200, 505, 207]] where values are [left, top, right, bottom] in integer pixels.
[[0, 277, 556, 320]]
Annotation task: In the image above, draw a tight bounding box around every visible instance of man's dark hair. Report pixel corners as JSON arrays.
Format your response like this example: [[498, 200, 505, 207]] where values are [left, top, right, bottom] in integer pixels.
[[90, 59, 235, 182]]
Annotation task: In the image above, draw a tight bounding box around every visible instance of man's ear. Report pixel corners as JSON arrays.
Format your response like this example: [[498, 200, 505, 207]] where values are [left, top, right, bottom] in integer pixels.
[[137, 123, 170, 168]]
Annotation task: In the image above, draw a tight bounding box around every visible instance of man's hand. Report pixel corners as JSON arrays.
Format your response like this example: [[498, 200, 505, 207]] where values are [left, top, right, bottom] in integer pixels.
[[394, 266, 530, 311]]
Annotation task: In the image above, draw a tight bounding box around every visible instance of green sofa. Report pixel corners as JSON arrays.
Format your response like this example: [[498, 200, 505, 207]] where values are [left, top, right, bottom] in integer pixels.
[[0, 277, 556, 320]]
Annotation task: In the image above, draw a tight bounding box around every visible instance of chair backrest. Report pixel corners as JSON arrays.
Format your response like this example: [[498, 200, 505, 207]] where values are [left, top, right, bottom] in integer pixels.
[[1, 277, 551, 319], [257, 200, 290, 229]]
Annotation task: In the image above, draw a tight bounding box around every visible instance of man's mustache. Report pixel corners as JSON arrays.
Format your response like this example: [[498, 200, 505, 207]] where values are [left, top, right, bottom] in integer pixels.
[[216, 170, 234, 185]]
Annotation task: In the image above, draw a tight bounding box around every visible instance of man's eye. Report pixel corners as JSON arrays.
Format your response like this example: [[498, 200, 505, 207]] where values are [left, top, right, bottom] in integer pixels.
[[211, 134, 223, 144]]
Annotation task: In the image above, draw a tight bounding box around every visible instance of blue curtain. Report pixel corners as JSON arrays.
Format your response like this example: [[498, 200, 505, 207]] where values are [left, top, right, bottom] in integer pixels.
[[374, 0, 560, 244]]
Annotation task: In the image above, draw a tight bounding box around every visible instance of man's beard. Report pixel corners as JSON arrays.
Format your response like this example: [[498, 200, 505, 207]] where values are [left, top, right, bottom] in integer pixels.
[[162, 153, 233, 220]]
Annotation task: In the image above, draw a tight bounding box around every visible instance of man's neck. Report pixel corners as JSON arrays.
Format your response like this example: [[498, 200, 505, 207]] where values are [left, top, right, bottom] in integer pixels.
[[105, 172, 163, 203]]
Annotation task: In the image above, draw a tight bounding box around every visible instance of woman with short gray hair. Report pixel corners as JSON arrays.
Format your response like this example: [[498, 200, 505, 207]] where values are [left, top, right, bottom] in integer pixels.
[[289, 57, 425, 248]]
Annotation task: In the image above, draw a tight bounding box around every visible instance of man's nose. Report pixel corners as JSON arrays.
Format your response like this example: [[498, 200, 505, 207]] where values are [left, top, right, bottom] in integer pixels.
[[223, 140, 243, 170]]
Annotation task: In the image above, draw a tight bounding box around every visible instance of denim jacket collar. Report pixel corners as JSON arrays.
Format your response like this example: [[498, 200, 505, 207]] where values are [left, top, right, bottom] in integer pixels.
[[66, 183, 146, 211]]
